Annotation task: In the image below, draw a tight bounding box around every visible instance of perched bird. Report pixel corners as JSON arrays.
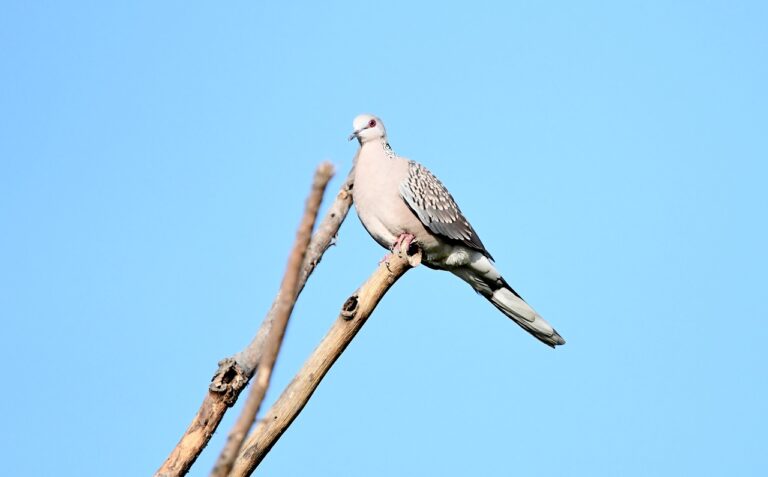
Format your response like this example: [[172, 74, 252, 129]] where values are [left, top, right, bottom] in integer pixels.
[[349, 114, 565, 347]]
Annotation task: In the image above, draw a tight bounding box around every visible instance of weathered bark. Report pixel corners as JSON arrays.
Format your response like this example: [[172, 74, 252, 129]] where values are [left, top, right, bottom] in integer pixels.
[[234, 167, 355, 376], [228, 244, 422, 476], [154, 164, 353, 477], [210, 162, 333, 477]]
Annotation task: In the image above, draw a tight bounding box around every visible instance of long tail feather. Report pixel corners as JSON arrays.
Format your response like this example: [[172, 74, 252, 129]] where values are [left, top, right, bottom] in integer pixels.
[[488, 283, 565, 347], [449, 253, 565, 348]]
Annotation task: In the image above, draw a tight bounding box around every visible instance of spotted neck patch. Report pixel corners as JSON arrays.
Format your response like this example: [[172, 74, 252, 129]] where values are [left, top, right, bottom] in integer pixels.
[[382, 140, 396, 160]]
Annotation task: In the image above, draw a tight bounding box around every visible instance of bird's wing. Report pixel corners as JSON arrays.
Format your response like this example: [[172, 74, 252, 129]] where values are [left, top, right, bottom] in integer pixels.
[[399, 160, 492, 259]]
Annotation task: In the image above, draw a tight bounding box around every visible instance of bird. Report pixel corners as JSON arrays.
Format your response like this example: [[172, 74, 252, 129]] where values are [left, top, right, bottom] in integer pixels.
[[348, 114, 565, 347]]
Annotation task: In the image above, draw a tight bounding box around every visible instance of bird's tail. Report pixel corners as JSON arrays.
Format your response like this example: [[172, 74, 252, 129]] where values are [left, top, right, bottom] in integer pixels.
[[450, 255, 565, 348], [487, 280, 565, 347]]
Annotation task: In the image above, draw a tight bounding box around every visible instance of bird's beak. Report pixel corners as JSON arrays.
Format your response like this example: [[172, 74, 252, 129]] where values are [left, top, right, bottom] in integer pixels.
[[348, 128, 361, 141]]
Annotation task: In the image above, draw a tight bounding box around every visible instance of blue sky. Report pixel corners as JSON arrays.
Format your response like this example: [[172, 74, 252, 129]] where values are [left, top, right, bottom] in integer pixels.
[[1, 1, 766, 475]]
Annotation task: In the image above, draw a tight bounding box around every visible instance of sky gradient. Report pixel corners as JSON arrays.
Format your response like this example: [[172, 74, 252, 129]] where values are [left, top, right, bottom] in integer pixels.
[[1, 1, 766, 475]]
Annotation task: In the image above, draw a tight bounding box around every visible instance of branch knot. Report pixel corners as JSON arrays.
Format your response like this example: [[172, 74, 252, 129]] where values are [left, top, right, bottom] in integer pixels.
[[341, 295, 359, 320], [209, 358, 249, 406]]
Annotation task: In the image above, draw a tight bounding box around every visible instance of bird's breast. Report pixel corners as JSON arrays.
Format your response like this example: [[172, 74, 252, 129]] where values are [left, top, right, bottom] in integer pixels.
[[352, 147, 450, 260], [353, 156, 403, 246]]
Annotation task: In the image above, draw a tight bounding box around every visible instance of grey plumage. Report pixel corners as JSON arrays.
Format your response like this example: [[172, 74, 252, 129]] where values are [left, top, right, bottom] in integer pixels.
[[399, 161, 492, 259], [349, 114, 565, 347]]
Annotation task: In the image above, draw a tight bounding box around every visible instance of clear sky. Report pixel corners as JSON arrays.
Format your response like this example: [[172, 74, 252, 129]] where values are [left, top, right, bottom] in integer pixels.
[[2, 1, 766, 476]]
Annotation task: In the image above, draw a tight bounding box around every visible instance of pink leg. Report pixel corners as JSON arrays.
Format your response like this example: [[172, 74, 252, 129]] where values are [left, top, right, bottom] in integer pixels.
[[391, 233, 415, 254], [380, 233, 416, 264]]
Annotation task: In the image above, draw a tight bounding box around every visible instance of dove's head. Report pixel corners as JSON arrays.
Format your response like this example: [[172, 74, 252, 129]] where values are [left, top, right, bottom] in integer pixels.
[[349, 114, 386, 144]]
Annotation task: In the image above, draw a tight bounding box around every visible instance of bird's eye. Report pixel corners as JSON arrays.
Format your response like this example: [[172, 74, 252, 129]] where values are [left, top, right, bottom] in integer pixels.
[[368, 119, 377, 128]]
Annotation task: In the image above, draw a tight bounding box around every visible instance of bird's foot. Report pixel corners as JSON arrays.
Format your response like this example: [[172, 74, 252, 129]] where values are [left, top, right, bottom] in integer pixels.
[[380, 234, 423, 269], [391, 233, 416, 255]]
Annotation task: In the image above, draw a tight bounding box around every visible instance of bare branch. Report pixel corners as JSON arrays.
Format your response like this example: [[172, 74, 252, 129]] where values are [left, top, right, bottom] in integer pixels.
[[233, 166, 355, 375], [228, 244, 422, 476], [209, 163, 333, 477], [155, 165, 353, 477]]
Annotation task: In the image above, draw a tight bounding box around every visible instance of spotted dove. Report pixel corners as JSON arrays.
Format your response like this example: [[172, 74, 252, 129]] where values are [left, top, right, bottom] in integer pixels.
[[349, 114, 565, 347]]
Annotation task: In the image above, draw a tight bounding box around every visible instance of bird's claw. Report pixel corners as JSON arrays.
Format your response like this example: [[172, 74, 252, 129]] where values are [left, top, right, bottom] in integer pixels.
[[391, 233, 416, 256]]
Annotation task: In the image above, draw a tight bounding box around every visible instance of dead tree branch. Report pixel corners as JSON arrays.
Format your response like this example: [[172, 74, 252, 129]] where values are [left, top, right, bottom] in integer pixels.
[[232, 167, 355, 376], [210, 162, 333, 477], [155, 164, 354, 477], [228, 243, 422, 476]]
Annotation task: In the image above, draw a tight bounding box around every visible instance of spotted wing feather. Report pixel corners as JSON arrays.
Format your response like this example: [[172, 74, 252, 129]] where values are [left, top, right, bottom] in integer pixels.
[[399, 161, 492, 259]]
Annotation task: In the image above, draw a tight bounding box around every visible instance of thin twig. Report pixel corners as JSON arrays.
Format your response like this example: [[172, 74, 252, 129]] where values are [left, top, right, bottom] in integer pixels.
[[154, 165, 354, 477], [209, 163, 333, 477], [228, 244, 422, 476], [232, 166, 355, 376]]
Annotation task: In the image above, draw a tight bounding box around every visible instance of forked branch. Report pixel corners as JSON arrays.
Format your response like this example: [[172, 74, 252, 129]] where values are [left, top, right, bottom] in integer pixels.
[[228, 244, 422, 476], [155, 164, 353, 477], [210, 162, 333, 477]]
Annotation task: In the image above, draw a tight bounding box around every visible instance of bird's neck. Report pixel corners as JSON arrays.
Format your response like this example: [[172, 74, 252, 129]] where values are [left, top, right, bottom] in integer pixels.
[[361, 138, 396, 160]]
